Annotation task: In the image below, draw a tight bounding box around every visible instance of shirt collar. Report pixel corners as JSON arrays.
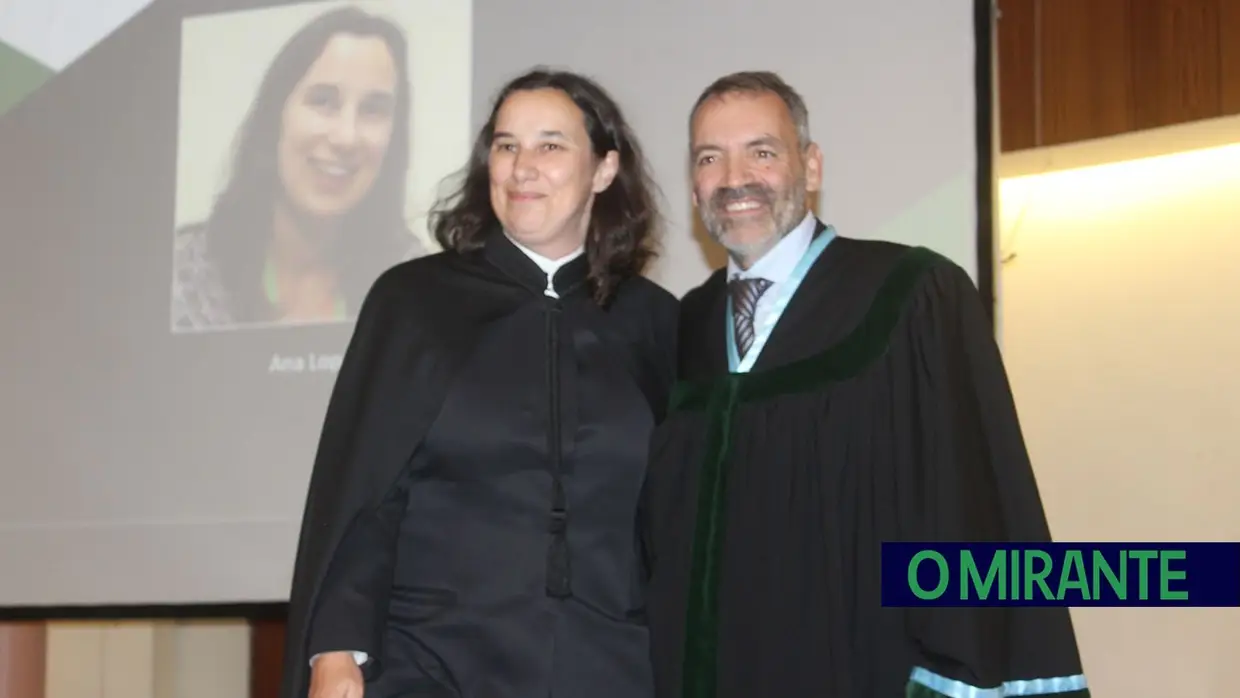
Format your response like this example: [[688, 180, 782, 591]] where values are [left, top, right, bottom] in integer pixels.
[[502, 232, 586, 298], [727, 211, 817, 284], [506, 233, 585, 274]]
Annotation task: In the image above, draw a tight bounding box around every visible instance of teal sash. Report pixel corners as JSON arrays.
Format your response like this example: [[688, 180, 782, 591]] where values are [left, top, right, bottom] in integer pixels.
[[726, 226, 835, 372]]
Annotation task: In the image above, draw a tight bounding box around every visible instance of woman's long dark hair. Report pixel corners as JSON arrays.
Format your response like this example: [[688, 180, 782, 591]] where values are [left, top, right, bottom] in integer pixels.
[[428, 68, 662, 305], [202, 6, 414, 324]]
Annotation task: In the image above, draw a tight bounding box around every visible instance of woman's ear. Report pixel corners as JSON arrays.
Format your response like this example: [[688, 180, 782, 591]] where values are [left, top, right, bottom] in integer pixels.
[[592, 150, 620, 193]]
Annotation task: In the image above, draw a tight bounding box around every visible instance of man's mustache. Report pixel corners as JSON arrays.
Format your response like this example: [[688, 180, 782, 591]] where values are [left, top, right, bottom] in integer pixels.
[[710, 184, 771, 211]]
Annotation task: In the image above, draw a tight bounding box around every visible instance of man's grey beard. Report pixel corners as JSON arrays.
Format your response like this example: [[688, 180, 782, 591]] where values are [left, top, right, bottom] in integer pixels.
[[700, 177, 807, 265]]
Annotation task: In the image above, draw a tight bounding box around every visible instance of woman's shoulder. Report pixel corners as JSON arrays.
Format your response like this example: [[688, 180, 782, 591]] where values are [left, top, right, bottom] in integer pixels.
[[603, 274, 680, 354], [172, 220, 209, 251], [611, 274, 679, 319], [170, 221, 233, 330], [374, 246, 461, 286], [605, 274, 680, 397], [362, 247, 487, 318]]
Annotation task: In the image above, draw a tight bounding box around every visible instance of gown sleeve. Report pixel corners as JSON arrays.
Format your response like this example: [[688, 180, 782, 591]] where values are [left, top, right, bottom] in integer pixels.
[[305, 462, 411, 667], [637, 289, 680, 581], [903, 261, 1091, 698], [280, 268, 415, 695]]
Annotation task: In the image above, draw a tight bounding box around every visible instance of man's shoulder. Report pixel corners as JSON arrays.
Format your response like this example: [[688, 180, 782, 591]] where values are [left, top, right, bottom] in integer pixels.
[[831, 235, 929, 267], [833, 238, 984, 337], [829, 236, 967, 292], [674, 236, 935, 308]]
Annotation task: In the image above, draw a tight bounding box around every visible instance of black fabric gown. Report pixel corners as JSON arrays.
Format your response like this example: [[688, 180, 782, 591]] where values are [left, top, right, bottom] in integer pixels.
[[642, 226, 1090, 698], [279, 230, 678, 698]]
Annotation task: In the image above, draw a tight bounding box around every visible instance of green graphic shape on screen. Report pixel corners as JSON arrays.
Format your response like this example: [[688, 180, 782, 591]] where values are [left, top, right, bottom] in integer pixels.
[[0, 40, 53, 117], [0, 0, 158, 117]]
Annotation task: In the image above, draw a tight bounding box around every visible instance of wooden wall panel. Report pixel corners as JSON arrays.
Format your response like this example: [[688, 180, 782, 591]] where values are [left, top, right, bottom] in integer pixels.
[[1129, 0, 1221, 130], [250, 619, 286, 698], [997, 0, 1038, 151], [0, 623, 46, 698], [1221, 0, 1240, 114], [996, 0, 1240, 151], [1037, 0, 1135, 147]]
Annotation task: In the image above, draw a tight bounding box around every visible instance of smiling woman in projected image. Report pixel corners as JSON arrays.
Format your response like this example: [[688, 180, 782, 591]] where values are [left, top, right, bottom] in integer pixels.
[[170, 6, 423, 332]]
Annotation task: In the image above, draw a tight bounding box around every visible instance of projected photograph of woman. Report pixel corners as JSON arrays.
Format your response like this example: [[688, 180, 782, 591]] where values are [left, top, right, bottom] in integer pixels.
[[169, 1, 469, 332]]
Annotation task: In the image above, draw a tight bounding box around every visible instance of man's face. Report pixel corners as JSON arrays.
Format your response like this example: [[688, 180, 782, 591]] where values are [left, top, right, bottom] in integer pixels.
[[690, 91, 822, 267]]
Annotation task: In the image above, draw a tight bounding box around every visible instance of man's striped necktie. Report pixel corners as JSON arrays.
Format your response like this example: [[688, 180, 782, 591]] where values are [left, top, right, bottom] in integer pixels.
[[729, 276, 773, 359]]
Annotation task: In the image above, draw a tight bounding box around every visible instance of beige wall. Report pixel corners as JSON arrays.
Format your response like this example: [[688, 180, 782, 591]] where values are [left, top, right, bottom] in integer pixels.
[[997, 115, 1240, 697], [44, 621, 249, 698]]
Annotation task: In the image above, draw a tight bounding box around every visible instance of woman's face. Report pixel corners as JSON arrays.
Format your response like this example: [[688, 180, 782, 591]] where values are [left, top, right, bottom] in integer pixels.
[[277, 32, 398, 219], [488, 88, 618, 258]]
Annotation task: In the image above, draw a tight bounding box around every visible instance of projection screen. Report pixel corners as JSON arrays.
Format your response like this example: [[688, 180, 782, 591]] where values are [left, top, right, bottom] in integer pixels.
[[0, 0, 994, 608]]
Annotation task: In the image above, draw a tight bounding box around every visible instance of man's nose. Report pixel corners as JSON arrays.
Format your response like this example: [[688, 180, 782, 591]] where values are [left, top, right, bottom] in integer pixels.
[[723, 158, 749, 189]]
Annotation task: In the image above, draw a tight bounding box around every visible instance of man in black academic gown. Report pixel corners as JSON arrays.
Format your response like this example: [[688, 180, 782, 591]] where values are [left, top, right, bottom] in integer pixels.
[[640, 71, 1092, 698]]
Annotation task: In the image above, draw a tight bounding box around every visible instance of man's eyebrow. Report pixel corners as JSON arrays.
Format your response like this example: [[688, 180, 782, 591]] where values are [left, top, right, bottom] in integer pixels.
[[691, 143, 719, 158], [691, 135, 784, 157], [747, 135, 783, 149]]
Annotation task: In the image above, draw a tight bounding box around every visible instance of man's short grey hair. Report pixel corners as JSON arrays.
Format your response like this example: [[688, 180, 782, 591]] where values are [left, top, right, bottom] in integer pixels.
[[688, 71, 811, 150]]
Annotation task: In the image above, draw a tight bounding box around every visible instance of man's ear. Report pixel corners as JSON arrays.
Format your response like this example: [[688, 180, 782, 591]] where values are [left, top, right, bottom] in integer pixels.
[[803, 142, 823, 193], [593, 150, 620, 193]]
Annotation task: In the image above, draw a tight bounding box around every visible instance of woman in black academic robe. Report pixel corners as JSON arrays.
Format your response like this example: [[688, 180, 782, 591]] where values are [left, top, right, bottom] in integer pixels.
[[277, 69, 678, 698]]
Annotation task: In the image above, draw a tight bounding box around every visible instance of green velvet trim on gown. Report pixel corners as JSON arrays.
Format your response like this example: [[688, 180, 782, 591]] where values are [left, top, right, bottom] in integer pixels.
[[675, 245, 944, 698], [669, 246, 945, 412]]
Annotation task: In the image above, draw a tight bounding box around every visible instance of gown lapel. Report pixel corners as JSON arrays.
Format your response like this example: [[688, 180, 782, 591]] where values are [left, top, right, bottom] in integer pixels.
[[681, 273, 730, 381], [748, 220, 849, 372], [702, 280, 730, 377]]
